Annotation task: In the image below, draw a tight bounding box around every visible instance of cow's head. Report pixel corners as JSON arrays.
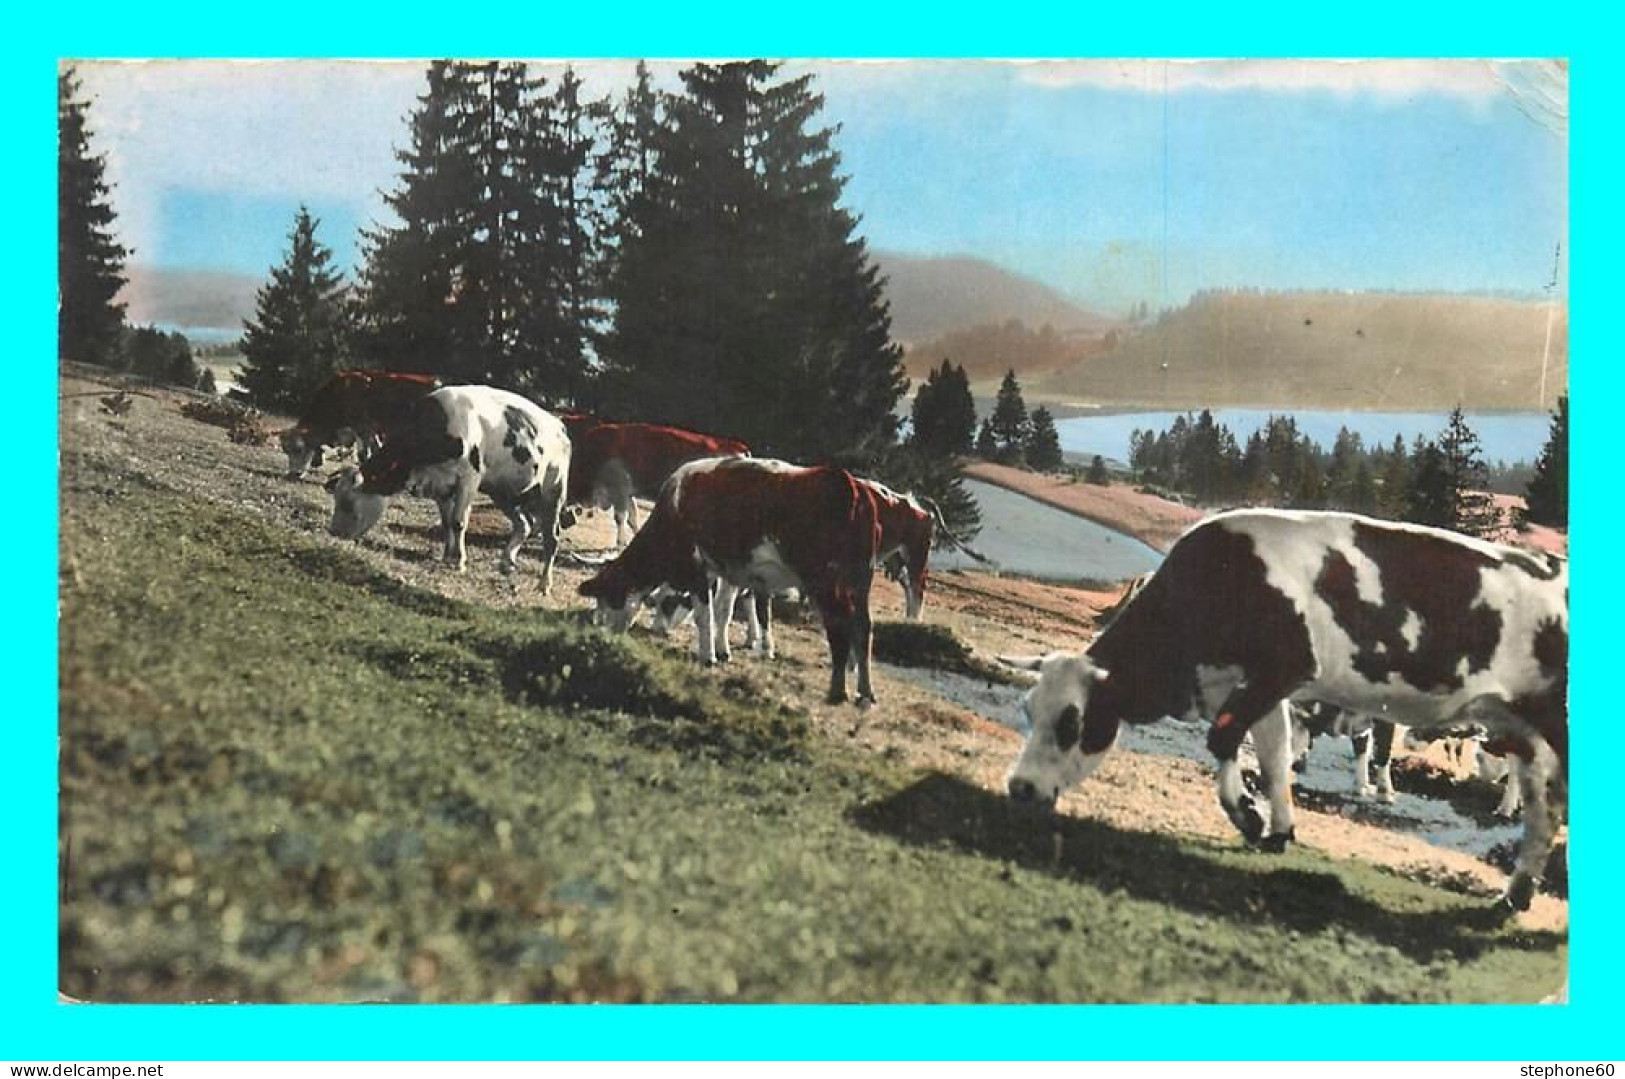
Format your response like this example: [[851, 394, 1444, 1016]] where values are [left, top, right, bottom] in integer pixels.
[[896, 511, 934, 620], [577, 564, 648, 632], [325, 466, 388, 540], [280, 426, 323, 478], [1001, 652, 1116, 811]]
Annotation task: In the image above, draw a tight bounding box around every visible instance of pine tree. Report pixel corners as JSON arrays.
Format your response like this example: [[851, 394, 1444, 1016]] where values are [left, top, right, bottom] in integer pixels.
[[59, 66, 128, 366], [1086, 455, 1110, 486], [909, 359, 976, 459], [1405, 439, 1454, 528], [606, 61, 906, 459], [1522, 395, 1568, 528], [1025, 406, 1064, 472], [1377, 433, 1411, 519], [238, 207, 351, 413], [975, 418, 998, 459], [1437, 406, 1505, 538], [990, 369, 1030, 458], [356, 61, 473, 379]]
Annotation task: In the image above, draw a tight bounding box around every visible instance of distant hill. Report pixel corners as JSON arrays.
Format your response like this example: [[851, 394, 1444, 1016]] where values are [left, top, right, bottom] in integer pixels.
[[874, 253, 1116, 345], [119, 267, 262, 331], [1034, 291, 1567, 412]]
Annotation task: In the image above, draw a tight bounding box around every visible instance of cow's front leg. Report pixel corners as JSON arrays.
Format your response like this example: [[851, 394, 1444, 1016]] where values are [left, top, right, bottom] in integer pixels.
[[1207, 682, 1298, 845], [1249, 701, 1297, 852], [712, 582, 740, 663], [692, 580, 720, 667]]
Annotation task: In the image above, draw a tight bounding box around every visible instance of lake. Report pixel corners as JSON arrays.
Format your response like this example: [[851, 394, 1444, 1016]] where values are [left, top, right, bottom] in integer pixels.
[[933, 479, 1163, 583], [1055, 408, 1553, 468]]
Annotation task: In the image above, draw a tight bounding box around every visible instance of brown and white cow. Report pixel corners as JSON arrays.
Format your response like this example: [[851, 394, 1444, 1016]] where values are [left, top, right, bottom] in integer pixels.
[[1002, 509, 1567, 912], [326, 386, 571, 591], [566, 419, 751, 549], [654, 476, 937, 662], [280, 370, 442, 478], [578, 456, 884, 705]]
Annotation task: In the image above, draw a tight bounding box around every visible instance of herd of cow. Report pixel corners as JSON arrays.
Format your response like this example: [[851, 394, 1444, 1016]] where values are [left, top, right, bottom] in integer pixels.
[[278, 370, 1569, 916]]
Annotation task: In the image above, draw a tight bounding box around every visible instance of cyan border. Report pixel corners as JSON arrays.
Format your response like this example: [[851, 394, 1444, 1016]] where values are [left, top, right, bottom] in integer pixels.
[[11, 1, 1615, 1059]]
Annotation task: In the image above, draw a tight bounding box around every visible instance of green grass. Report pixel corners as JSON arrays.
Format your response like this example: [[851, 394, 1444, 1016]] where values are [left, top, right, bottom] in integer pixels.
[[58, 454, 1566, 1002]]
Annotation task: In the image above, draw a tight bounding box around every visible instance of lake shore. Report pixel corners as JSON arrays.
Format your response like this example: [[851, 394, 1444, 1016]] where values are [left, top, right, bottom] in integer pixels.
[[961, 461, 1204, 553]]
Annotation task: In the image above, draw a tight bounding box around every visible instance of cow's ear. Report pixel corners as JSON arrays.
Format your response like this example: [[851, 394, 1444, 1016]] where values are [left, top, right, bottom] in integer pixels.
[[1089, 665, 1110, 684]]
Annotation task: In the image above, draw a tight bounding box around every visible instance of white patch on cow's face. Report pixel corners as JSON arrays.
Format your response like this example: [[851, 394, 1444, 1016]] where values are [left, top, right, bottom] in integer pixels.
[[327, 467, 388, 539], [1005, 653, 1114, 808]]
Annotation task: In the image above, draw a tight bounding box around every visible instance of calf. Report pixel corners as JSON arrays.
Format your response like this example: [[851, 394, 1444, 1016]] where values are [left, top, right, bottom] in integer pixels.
[[1002, 509, 1567, 912], [326, 386, 571, 590], [579, 456, 883, 704], [280, 370, 442, 478], [567, 420, 750, 548]]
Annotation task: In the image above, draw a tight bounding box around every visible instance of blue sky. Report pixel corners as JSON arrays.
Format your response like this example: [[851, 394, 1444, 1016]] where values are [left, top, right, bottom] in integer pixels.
[[75, 58, 1567, 317]]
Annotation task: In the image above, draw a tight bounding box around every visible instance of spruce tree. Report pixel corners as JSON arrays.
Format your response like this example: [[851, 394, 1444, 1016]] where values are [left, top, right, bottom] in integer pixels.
[[59, 66, 128, 366], [1522, 395, 1568, 528], [975, 418, 998, 459], [1025, 406, 1064, 472], [909, 360, 976, 459], [1437, 406, 1505, 538], [1086, 455, 1110, 486], [990, 369, 1030, 459], [238, 207, 351, 413], [1405, 439, 1454, 528], [606, 61, 906, 459]]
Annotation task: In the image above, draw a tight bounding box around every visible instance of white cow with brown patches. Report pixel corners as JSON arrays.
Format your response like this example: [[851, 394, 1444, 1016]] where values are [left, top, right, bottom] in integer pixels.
[[326, 385, 571, 590], [1002, 509, 1567, 913]]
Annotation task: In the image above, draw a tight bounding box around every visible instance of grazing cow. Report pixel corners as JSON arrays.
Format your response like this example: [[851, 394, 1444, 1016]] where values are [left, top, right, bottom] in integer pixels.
[[567, 420, 751, 549], [579, 456, 883, 704], [325, 386, 571, 590], [641, 476, 940, 662], [1002, 509, 1567, 912], [281, 370, 442, 478], [1289, 701, 1397, 803]]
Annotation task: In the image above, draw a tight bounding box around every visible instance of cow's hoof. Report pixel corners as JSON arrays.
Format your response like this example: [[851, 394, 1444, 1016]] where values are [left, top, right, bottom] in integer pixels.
[[826, 690, 848, 706], [855, 694, 877, 710], [498, 561, 517, 576], [1230, 796, 1266, 844], [1377, 790, 1397, 805], [1501, 875, 1537, 914], [1258, 829, 1296, 855]]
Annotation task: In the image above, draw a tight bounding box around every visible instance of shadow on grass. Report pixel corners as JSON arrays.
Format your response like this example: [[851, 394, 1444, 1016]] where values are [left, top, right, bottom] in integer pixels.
[[848, 772, 1565, 964]]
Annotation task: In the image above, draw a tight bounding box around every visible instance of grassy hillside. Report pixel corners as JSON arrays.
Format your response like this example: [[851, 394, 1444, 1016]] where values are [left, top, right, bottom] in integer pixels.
[[1035, 291, 1567, 411], [59, 444, 1565, 1002]]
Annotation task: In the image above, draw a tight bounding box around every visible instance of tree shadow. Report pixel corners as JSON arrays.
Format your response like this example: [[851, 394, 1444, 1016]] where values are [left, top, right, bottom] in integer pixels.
[[847, 772, 1565, 964]]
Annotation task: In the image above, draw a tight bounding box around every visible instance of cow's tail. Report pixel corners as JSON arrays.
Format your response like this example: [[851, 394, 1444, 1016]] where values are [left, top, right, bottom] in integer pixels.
[[919, 495, 993, 565]]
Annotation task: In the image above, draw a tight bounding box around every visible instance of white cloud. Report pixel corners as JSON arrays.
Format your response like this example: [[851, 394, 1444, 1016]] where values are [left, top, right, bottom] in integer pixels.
[[1013, 58, 1566, 106]]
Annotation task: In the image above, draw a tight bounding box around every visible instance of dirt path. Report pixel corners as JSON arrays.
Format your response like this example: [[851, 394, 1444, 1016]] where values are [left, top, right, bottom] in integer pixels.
[[963, 461, 1204, 552], [58, 369, 1566, 935]]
